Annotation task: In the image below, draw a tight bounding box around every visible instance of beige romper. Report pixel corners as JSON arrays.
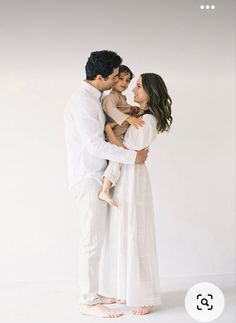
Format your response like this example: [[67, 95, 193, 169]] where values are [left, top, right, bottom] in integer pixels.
[[102, 90, 140, 186]]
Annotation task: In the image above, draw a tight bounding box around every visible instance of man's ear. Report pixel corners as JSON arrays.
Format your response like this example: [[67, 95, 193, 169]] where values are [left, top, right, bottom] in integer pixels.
[[96, 74, 103, 81]]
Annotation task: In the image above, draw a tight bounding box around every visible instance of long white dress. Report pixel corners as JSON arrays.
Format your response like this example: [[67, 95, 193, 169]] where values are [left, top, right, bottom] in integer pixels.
[[99, 113, 162, 307]]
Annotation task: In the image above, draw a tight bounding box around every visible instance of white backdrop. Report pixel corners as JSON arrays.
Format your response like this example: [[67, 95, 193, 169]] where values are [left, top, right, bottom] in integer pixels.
[[0, 0, 235, 282]]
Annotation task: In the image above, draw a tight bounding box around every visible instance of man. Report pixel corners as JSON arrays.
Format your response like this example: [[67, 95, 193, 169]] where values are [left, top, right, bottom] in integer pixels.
[[64, 50, 148, 318]]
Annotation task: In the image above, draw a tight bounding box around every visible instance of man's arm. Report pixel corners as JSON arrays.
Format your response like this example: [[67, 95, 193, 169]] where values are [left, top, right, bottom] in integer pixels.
[[104, 123, 149, 164], [71, 97, 136, 164]]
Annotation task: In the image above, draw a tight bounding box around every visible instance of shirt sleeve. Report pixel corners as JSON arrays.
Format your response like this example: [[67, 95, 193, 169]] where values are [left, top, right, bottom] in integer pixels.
[[123, 114, 157, 150], [71, 96, 136, 164], [102, 94, 129, 126]]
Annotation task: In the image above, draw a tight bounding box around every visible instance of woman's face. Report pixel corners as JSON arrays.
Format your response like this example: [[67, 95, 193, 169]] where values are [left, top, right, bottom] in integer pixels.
[[132, 76, 149, 106]]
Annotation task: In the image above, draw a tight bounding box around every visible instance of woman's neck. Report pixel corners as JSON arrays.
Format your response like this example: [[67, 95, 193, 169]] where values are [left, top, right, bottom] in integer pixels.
[[139, 105, 149, 113], [139, 101, 148, 110], [137, 105, 149, 117]]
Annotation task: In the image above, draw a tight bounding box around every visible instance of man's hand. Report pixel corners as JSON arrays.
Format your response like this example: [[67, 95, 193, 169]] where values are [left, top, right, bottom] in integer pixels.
[[135, 147, 149, 164], [126, 116, 144, 129]]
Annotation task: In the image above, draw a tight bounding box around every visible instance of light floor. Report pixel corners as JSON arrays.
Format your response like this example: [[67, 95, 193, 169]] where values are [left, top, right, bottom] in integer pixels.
[[0, 274, 235, 323]]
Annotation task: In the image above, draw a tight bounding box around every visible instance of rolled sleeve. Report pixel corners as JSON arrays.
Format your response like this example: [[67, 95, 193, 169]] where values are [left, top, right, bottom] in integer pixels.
[[102, 94, 129, 126]]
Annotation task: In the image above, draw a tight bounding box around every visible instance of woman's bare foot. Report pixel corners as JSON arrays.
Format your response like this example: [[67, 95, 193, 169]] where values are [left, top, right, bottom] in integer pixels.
[[98, 191, 118, 207], [97, 294, 117, 304], [131, 305, 153, 315], [80, 304, 123, 318], [116, 299, 126, 304]]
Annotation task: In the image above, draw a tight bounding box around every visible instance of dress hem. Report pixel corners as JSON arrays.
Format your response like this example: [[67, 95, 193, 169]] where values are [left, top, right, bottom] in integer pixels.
[[98, 290, 162, 307]]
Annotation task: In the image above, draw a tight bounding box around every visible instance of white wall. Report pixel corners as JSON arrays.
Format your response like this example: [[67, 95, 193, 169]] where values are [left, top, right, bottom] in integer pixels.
[[0, 0, 235, 282]]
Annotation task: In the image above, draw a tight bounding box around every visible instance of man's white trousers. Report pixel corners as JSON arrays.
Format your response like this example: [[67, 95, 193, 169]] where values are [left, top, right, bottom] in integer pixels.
[[71, 178, 108, 305]]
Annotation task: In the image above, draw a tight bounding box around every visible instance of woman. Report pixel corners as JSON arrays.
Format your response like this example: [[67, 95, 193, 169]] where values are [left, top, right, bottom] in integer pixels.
[[98, 73, 173, 315]]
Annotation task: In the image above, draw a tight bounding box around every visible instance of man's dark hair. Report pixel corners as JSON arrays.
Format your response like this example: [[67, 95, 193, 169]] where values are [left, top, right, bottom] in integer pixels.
[[85, 50, 122, 80]]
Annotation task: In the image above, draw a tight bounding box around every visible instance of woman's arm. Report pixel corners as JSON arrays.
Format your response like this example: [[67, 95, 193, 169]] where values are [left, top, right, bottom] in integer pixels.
[[105, 123, 126, 148]]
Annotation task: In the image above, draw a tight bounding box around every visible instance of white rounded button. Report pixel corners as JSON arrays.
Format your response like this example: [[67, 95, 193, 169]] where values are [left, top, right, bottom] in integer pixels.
[[185, 282, 225, 322]]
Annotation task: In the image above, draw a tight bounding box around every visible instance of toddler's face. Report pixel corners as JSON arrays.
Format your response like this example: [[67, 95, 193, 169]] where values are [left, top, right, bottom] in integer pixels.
[[112, 72, 131, 93]]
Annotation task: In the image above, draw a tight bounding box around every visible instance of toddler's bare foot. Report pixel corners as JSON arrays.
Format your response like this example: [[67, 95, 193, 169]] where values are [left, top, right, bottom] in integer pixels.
[[131, 305, 153, 315], [97, 294, 117, 304], [80, 304, 123, 318], [98, 191, 118, 207], [116, 299, 126, 304]]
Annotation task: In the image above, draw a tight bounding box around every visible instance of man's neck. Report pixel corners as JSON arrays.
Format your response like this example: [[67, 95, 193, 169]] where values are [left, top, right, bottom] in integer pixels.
[[85, 80, 102, 92]]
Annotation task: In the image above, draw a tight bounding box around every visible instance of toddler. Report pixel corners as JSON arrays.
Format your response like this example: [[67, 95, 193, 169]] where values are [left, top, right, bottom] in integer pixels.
[[99, 65, 144, 206]]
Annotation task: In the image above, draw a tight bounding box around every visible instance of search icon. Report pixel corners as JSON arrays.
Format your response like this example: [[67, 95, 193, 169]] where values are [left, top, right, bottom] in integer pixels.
[[201, 298, 209, 306]]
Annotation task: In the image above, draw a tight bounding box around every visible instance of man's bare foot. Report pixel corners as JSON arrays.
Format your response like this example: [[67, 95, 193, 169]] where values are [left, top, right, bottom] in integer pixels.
[[98, 191, 118, 207], [131, 305, 153, 315], [97, 294, 117, 304], [80, 304, 123, 318], [116, 299, 126, 304]]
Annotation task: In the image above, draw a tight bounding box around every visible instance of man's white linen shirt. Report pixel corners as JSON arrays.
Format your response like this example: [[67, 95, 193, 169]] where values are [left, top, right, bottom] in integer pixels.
[[64, 81, 136, 189]]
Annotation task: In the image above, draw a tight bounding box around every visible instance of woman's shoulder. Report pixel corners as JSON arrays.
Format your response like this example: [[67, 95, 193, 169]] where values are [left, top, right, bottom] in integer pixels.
[[124, 112, 157, 150], [141, 113, 157, 125]]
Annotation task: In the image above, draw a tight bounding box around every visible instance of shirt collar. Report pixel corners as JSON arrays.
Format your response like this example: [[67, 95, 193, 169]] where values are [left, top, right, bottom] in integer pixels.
[[82, 81, 103, 101]]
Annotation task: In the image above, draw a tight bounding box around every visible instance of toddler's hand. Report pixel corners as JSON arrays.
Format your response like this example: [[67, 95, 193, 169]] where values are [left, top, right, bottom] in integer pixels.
[[126, 116, 144, 129], [131, 106, 140, 114]]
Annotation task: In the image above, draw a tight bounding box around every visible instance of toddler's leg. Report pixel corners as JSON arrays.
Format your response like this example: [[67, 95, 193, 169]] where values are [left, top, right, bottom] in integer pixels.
[[99, 177, 118, 207], [98, 161, 121, 207]]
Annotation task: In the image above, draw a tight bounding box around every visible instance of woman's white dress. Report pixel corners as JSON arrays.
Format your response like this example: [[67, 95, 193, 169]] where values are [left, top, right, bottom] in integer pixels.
[[99, 114, 162, 307]]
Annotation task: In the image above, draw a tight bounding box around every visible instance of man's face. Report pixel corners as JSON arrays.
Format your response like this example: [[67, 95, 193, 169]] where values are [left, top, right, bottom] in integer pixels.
[[100, 68, 119, 91]]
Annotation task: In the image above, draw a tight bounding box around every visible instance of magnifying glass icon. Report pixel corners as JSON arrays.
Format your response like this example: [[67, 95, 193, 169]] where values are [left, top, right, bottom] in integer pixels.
[[201, 298, 209, 306]]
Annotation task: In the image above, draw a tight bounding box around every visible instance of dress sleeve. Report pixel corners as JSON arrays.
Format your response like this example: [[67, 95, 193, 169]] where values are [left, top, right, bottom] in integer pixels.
[[123, 114, 157, 150], [102, 94, 129, 126]]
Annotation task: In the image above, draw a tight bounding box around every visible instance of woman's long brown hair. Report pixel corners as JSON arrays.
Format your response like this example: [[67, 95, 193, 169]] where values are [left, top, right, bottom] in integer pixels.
[[141, 73, 173, 133]]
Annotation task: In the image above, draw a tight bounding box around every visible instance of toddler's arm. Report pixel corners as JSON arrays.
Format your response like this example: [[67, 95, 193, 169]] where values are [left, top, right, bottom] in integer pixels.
[[102, 94, 128, 126], [102, 94, 144, 129], [126, 116, 144, 129], [131, 106, 141, 115]]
